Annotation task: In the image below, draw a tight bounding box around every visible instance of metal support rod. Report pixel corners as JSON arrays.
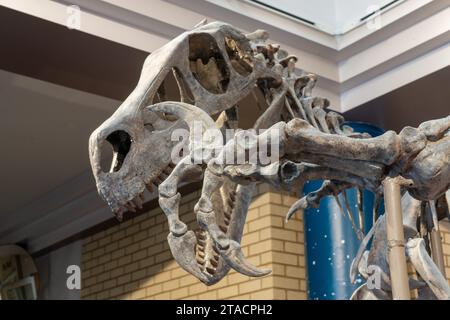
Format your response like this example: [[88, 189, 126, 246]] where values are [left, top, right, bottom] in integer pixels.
[[383, 177, 411, 300], [429, 200, 447, 277]]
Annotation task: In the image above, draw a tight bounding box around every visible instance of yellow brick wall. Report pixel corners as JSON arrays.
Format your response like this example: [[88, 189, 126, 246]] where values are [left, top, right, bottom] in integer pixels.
[[439, 221, 450, 284], [80, 185, 307, 300]]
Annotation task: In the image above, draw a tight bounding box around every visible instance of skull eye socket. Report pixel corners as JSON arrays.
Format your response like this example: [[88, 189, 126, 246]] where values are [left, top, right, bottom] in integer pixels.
[[105, 130, 132, 172]]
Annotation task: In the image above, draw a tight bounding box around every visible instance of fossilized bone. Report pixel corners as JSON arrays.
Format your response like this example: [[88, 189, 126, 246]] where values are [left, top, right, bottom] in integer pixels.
[[349, 192, 450, 300], [89, 21, 450, 297]]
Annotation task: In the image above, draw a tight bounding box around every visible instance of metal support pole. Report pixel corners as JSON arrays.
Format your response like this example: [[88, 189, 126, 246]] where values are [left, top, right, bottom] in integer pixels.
[[429, 200, 447, 277], [383, 177, 411, 300]]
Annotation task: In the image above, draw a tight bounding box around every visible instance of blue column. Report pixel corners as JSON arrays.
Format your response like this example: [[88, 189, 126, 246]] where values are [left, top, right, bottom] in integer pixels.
[[303, 122, 384, 300]]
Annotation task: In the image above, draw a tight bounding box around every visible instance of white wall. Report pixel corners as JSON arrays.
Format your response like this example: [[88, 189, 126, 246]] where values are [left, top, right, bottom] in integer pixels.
[[34, 241, 82, 300]]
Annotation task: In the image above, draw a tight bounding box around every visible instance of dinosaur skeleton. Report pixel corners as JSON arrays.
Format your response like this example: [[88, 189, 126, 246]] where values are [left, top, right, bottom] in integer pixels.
[[89, 21, 450, 298]]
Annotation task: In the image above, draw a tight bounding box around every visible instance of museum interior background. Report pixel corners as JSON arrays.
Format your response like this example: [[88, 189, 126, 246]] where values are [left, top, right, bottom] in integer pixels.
[[0, 0, 449, 299]]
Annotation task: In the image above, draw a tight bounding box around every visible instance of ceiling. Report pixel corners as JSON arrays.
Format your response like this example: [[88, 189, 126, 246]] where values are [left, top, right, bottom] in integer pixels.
[[251, 0, 403, 34]]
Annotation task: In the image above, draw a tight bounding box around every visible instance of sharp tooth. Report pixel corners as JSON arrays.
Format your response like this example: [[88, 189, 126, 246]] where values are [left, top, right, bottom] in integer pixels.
[[210, 259, 218, 268], [196, 258, 205, 266], [145, 183, 154, 192], [132, 197, 143, 210], [224, 210, 231, 219], [139, 193, 145, 201], [168, 162, 176, 168], [125, 201, 136, 212], [206, 267, 215, 275], [197, 232, 206, 240], [154, 177, 162, 186], [219, 225, 228, 233], [159, 172, 168, 180]]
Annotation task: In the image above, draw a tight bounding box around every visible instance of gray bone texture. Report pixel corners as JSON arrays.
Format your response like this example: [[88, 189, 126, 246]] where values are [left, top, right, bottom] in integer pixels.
[[89, 21, 450, 297]]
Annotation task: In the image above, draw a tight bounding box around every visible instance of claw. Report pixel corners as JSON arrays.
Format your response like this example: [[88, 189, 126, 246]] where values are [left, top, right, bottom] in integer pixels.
[[285, 197, 308, 222], [221, 240, 271, 277]]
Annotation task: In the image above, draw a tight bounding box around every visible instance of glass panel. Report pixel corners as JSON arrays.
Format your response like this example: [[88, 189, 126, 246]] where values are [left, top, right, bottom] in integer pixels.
[[251, 0, 403, 35]]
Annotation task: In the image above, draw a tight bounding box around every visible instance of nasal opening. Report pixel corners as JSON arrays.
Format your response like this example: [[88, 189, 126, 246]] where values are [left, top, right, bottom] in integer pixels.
[[105, 130, 132, 172]]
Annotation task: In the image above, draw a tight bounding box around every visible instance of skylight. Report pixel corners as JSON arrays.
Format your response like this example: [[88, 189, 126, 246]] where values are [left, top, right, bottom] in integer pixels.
[[250, 0, 404, 35]]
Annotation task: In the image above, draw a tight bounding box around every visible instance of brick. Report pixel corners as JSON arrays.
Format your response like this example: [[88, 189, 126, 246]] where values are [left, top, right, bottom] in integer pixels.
[[103, 279, 117, 290], [171, 287, 189, 299], [179, 275, 198, 287], [287, 290, 307, 300], [96, 290, 110, 300], [139, 256, 155, 269], [104, 260, 119, 271], [238, 279, 261, 294], [111, 230, 126, 241], [92, 247, 105, 258], [124, 281, 140, 293], [133, 230, 148, 243], [117, 274, 131, 285], [271, 252, 298, 266], [229, 294, 251, 300], [246, 208, 259, 222], [282, 195, 298, 206], [82, 252, 92, 263], [97, 253, 111, 265], [241, 232, 260, 246], [145, 284, 163, 296], [97, 271, 110, 283], [270, 228, 297, 242], [300, 280, 307, 291], [286, 266, 306, 279], [259, 204, 287, 217], [83, 276, 97, 288], [147, 243, 164, 255], [153, 292, 171, 299], [248, 217, 269, 232], [98, 235, 112, 247], [250, 288, 274, 299], [442, 244, 450, 255], [105, 242, 118, 253], [92, 231, 106, 241], [298, 256, 306, 267], [249, 239, 283, 255], [110, 267, 124, 279], [197, 291, 217, 300], [109, 286, 125, 298], [153, 270, 171, 284], [132, 269, 147, 281], [131, 288, 146, 300], [124, 262, 140, 274], [155, 250, 172, 263], [83, 259, 97, 270], [171, 267, 188, 279], [118, 236, 132, 248], [111, 248, 125, 260], [284, 219, 303, 232], [285, 242, 304, 254], [163, 279, 179, 291], [217, 285, 239, 299], [132, 248, 147, 262], [227, 272, 249, 285], [118, 255, 132, 267], [125, 224, 140, 237], [444, 233, 450, 244], [125, 242, 140, 255]]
